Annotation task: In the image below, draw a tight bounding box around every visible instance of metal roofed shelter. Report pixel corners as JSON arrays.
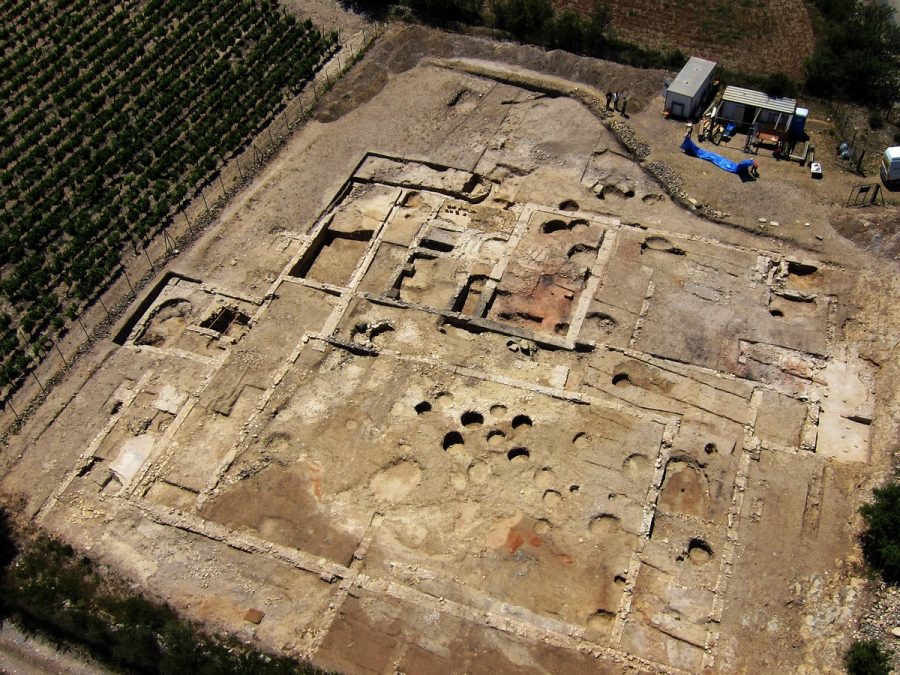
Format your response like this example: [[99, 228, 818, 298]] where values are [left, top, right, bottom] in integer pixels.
[[665, 57, 718, 119], [717, 86, 797, 136]]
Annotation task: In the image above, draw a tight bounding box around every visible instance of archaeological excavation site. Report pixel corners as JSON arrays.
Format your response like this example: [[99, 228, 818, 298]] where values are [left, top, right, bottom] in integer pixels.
[[3, 26, 899, 675]]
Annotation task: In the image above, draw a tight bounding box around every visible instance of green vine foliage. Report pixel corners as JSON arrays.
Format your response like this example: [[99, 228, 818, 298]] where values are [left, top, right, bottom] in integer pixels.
[[0, 0, 337, 394]]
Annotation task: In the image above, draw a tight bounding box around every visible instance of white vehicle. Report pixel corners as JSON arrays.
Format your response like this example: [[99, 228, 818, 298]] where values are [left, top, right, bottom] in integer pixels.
[[881, 146, 900, 185], [810, 162, 823, 178]]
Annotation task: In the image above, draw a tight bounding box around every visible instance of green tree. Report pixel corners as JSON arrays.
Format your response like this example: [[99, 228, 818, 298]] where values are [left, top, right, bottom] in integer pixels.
[[547, 10, 584, 53], [494, 0, 554, 43], [805, 1, 900, 107], [409, 0, 483, 23], [860, 482, 900, 583], [0, 508, 18, 618], [583, 1, 611, 57], [0, 509, 16, 574], [761, 72, 798, 99]]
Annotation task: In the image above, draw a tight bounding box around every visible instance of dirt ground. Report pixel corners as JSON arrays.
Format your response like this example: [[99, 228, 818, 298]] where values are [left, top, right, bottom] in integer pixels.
[[0, 624, 110, 675], [2, 23, 900, 675], [558, 0, 816, 79]]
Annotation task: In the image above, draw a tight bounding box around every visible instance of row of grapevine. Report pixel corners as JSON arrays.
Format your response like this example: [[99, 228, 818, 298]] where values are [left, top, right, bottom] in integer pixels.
[[0, 0, 338, 392]]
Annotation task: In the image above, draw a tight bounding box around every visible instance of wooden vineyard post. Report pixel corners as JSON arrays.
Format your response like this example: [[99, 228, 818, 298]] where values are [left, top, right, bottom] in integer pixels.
[[163, 229, 176, 253], [5, 398, 19, 421], [32, 370, 46, 395], [53, 339, 67, 368], [77, 316, 89, 339], [122, 266, 135, 295]]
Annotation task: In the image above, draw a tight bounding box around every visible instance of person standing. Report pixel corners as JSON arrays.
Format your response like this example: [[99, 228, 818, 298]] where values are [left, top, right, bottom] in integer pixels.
[[621, 96, 628, 116], [613, 91, 619, 111], [605, 91, 612, 109]]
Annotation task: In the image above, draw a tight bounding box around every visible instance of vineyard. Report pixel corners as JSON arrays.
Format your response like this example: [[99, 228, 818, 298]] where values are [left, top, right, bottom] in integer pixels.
[[0, 0, 337, 395]]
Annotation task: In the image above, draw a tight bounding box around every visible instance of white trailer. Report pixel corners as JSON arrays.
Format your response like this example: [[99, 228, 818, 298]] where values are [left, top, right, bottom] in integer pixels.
[[665, 57, 717, 120], [881, 146, 900, 185]]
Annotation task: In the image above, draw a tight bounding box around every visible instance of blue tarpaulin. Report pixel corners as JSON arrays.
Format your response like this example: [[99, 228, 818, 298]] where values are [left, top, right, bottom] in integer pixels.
[[681, 136, 755, 174]]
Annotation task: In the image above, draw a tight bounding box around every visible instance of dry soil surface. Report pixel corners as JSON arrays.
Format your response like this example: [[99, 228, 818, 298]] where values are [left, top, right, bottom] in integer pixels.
[[2, 23, 899, 675]]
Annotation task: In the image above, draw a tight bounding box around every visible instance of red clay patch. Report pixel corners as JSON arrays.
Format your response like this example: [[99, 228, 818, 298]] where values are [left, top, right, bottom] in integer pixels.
[[506, 529, 526, 554]]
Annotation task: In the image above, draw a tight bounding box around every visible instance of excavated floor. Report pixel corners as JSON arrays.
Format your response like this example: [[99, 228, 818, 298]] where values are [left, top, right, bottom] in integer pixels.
[[2, 57, 882, 674]]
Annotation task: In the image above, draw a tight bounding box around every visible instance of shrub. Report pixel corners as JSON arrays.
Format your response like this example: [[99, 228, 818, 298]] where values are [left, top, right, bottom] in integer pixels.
[[0, 509, 15, 573], [493, 0, 554, 43], [761, 72, 799, 99], [0, 509, 16, 618], [844, 640, 891, 675], [408, 0, 482, 24], [547, 10, 585, 53], [860, 482, 900, 583], [583, 1, 611, 55], [805, 0, 900, 108], [868, 109, 884, 130]]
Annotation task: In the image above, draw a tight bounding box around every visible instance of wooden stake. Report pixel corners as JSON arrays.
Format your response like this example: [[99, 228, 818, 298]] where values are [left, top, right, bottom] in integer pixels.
[[163, 230, 176, 253], [32, 371, 46, 394], [122, 267, 135, 295], [54, 340, 67, 368]]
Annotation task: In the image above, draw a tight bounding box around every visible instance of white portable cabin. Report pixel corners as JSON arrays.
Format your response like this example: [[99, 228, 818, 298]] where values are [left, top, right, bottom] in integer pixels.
[[664, 57, 717, 119], [882, 146, 900, 184], [717, 86, 796, 135]]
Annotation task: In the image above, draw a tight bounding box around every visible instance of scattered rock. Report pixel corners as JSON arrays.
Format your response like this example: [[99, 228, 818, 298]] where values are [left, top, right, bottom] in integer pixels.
[[243, 608, 265, 624]]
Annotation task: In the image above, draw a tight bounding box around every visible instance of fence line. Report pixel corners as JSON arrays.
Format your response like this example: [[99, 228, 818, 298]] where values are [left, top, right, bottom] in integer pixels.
[[183, 26, 379, 230]]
